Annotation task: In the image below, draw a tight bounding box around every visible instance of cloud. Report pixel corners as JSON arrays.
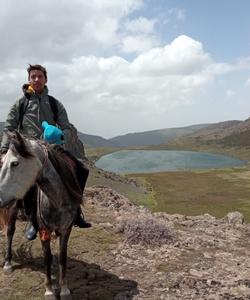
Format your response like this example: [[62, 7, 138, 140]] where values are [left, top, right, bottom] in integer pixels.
[[1, 31, 238, 137], [125, 17, 156, 34], [0, 1, 248, 138], [245, 78, 250, 86], [0, 0, 143, 66], [131, 35, 213, 76], [168, 8, 186, 22], [226, 89, 235, 97], [121, 35, 159, 54], [176, 9, 186, 21], [59, 35, 230, 117], [121, 17, 159, 54]]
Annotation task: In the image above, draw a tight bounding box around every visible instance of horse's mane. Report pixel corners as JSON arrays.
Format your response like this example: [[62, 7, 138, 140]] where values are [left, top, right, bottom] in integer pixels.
[[10, 132, 35, 158], [10, 132, 83, 205], [47, 145, 83, 204]]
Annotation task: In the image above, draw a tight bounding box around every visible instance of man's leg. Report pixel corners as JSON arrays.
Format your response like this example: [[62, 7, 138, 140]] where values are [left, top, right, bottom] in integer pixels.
[[23, 185, 38, 240], [74, 206, 91, 228], [74, 158, 91, 228]]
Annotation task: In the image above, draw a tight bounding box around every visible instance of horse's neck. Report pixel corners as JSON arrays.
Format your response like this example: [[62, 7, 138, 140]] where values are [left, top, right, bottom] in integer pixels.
[[38, 160, 67, 207], [31, 142, 69, 208]]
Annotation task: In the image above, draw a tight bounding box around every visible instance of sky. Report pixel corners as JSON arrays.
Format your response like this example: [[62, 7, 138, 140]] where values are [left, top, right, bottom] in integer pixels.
[[0, 0, 250, 138]]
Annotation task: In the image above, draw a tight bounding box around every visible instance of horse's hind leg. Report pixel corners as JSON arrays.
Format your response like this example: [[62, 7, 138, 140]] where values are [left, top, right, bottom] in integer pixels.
[[3, 206, 19, 274], [59, 228, 72, 300]]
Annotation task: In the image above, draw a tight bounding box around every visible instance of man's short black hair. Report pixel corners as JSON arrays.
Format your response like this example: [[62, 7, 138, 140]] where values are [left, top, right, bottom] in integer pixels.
[[27, 64, 47, 79]]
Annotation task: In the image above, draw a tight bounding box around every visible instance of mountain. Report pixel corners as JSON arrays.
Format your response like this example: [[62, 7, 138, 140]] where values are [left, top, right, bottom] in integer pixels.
[[0, 122, 4, 132], [170, 119, 250, 147], [108, 124, 210, 147], [77, 132, 119, 148], [61, 123, 215, 147], [0, 122, 210, 148], [2, 119, 249, 148]]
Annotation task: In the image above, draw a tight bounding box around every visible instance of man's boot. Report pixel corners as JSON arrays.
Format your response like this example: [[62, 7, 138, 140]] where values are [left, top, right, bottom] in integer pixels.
[[23, 185, 38, 241], [74, 207, 91, 228], [25, 223, 38, 240]]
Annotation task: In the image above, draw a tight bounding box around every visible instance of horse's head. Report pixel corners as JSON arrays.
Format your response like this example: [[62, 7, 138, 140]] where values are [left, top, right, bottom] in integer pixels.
[[0, 131, 43, 208]]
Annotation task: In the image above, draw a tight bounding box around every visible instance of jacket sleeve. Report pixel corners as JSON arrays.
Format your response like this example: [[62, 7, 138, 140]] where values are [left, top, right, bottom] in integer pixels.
[[55, 100, 72, 145], [1, 100, 20, 150]]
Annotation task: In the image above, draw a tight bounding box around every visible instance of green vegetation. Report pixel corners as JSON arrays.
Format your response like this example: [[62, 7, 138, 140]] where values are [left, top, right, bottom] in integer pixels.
[[88, 143, 250, 222], [125, 176, 156, 209], [131, 166, 250, 222], [86, 160, 155, 210], [85, 146, 119, 161]]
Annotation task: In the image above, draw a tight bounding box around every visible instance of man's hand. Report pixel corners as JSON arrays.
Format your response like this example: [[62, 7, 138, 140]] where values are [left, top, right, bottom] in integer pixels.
[[42, 121, 64, 145]]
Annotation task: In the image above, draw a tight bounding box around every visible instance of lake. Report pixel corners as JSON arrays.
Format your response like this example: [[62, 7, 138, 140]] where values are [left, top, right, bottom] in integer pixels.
[[95, 150, 246, 174]]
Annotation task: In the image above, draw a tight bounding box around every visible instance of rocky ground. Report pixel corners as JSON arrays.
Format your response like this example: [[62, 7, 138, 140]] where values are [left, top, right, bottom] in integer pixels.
[[1, 186, 250, 300]]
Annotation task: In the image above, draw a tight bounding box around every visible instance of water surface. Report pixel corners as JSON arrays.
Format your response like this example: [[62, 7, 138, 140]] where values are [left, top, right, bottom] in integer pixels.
[[95, 150, 246, 174]]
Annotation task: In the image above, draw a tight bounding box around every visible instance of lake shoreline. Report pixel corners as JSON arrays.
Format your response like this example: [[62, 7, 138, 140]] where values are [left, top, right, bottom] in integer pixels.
[[96, 149, 246, 174]]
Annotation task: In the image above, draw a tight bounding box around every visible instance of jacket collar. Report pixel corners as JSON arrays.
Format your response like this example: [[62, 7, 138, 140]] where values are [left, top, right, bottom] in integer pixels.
[[22, 84, 49, 99]]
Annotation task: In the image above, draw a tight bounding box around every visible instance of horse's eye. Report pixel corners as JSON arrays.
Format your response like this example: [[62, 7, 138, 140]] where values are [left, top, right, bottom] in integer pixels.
[[11, 161, 19, 167]]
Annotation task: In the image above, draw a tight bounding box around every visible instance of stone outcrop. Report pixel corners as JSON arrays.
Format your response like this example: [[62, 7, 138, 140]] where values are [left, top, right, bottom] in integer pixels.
[[1, 186, 250, 299], [84, 187, 250, 300]]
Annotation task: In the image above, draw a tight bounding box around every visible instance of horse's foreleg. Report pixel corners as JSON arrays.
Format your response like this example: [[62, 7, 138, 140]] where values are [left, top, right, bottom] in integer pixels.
[[41, 239, 55, 299], [3, 206, 19, 274], [59, 228, 72, 300]]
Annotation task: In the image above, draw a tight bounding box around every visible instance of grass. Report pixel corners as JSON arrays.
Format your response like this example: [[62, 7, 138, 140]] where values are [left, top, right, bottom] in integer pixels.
[[85, 146, 120, 161], [130, 166, 250, 222], [87, 143, 250, 222]]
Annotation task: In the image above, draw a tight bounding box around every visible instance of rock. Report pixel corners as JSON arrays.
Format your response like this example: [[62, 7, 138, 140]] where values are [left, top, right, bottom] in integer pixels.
[[4, 185, 250, 300], [224, 211, 244, 225]]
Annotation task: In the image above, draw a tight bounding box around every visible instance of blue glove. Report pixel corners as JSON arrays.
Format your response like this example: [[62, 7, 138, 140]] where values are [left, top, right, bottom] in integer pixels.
[[42, 121, 64, 145]]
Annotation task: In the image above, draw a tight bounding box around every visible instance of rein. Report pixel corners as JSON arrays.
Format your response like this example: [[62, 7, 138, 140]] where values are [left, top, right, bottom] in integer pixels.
[[36, 143, 49, 179], [36, 143, 56, 236]]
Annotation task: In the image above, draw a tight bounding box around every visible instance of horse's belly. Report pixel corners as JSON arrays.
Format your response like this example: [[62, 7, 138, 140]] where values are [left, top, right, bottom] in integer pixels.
[[38, 206, 75, 230]]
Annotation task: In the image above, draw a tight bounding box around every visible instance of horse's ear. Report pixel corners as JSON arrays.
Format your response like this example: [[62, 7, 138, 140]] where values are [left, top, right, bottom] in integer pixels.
[[12, 130, 23, 142], [10, 131, 34, 158]]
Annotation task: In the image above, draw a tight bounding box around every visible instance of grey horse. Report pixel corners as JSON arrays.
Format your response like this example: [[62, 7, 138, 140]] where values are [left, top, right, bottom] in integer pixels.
[[0, 131, 87, 300]]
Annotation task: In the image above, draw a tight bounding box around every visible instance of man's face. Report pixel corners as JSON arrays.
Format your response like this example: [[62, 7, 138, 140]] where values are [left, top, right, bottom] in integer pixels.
[[29, 70, 47, 94]]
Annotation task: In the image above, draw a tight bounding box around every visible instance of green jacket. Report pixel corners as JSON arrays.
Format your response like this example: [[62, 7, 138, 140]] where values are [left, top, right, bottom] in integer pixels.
[[1, 84, 72, 150]]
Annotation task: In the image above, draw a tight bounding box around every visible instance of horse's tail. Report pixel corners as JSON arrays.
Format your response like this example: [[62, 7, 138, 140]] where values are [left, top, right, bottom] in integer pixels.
[[0, 208, 10, 232]]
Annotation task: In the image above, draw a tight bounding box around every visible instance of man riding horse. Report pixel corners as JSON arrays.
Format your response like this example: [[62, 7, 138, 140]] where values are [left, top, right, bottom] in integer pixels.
[[1, 64, 91, 240]]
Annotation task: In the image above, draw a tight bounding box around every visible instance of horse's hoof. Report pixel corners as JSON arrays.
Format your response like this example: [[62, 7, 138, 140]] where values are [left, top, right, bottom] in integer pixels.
[[60, 294, 72, 300], [44, 290, 56, 300], [60, 287, 72, 300], [3, 264, 13, 274]]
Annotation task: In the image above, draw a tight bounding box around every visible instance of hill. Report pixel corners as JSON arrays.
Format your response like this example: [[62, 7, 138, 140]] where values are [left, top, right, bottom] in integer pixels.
[[1, 118, 249, 149], [77, 132, 119, 148], [0, 122, 4, 132], [75, 124, 213, 148], [0, 122, 210, 148], [60, 123, 212, 148], [165, 120, 248, 147], [0, 184, 249, 299], [108, 124, 209, 147]]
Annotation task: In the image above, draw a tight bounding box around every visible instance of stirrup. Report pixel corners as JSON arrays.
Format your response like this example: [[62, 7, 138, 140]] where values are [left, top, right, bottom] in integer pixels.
[[25, 224, 37, 240]]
